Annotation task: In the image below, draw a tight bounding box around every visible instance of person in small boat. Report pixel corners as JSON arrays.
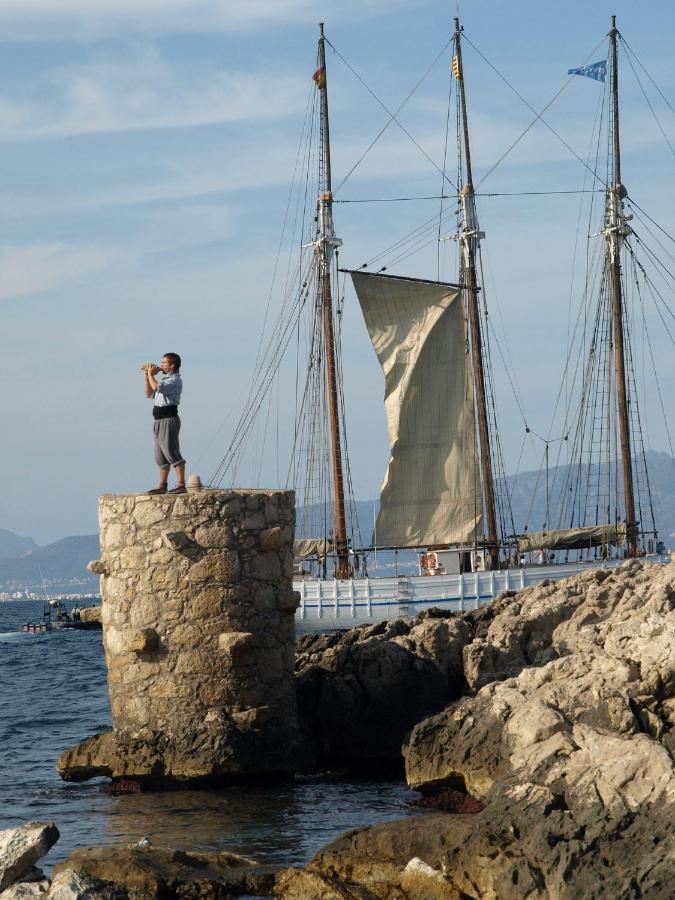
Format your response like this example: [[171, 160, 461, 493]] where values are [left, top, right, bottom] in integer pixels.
[[143, 353, 186, 494]]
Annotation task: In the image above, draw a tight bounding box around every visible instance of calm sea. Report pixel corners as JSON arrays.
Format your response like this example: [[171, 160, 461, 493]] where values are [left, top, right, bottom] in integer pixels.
[[0, 599, 420, 874]]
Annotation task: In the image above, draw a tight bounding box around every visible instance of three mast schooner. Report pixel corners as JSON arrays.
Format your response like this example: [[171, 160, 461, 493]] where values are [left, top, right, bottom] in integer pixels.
[[214, 16, 671, 630]]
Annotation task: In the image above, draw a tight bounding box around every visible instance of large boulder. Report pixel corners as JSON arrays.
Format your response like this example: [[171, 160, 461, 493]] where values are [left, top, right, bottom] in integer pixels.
[[295, 616, 471, 770], [77, 606, 102, 626], [0, 869, 50, 899], [0, 823, 59, 894], [50, 844, 277, 898], [275, 772, 674, 898]]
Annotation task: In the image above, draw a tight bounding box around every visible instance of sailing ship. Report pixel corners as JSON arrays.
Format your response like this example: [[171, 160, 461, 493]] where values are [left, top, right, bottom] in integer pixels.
[[214, 17, 672, 631]]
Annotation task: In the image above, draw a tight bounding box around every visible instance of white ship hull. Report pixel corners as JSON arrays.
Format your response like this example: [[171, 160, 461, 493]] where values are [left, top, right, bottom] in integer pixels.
[[294, 554, 669, 633]]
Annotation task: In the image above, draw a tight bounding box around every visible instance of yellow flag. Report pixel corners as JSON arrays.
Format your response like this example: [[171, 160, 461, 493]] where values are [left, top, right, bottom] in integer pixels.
[[452, 56, 460, 80]]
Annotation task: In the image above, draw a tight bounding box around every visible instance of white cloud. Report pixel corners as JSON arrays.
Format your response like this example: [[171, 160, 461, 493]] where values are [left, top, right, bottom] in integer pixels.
[[0, 242, 121, 300], [0, 200, 236, 300], [0, 0, 420, 39], [0, 48, 307, 140]]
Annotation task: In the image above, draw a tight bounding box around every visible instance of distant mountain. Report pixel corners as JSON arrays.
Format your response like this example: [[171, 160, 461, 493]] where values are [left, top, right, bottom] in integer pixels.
[[0, 534, 99, 592], [0, 528, 37, 561], [506, 450, 675, 541]]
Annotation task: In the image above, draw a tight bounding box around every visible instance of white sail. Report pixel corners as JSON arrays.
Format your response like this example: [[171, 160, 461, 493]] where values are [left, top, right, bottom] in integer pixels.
[[351, 271, 481, 547]]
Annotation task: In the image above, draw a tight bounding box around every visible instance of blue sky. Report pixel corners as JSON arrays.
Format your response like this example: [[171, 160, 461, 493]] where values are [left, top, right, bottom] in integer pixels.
[[1, 0, 674, 543]]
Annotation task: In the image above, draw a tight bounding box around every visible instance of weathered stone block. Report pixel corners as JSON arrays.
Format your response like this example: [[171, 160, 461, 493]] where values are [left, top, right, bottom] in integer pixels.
[[132, 502, 169, 528], [188, 549, 240, 584], [259, 526, 291, 551], [242, 512, 266, 530], [129, 596, 161, 628], [127, 628, 159, 653], [218, 631, 255, 655], [194, 524, 235, 548], [252, 551, 281, 582], [279, 590, 301, 612], [120, 547, 147, 570]]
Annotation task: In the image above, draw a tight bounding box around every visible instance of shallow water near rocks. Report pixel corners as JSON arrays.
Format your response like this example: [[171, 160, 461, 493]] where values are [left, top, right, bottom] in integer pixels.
[[0, 600, 421, 872]]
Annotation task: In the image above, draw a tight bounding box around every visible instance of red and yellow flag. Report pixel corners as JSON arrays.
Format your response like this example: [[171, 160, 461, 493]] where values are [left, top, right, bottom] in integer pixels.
[[452, 55, 460, 80], [312, 66, 326, 88]]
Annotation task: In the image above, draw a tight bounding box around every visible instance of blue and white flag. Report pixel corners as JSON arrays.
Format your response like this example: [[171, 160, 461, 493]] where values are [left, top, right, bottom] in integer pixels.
[[568, 59, 607, 83]]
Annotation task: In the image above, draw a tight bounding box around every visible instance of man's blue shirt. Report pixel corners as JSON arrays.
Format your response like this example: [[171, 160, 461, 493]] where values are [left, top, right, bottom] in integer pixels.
[[153, 372, 182, 407]]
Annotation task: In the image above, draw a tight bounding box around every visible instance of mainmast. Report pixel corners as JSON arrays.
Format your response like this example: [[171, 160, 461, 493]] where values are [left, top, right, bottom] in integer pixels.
[[316, 23, 351, 578], [606, 15, 637, 557], [453, 18, 499, 565]]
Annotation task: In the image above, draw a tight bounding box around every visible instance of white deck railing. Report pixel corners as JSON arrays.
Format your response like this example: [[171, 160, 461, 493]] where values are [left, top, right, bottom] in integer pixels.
[[293, 554, 669, 633]]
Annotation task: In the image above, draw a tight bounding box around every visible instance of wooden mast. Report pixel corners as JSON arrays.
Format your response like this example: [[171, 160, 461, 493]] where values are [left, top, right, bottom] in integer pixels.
[[607, 15, 638, 557], [454, 17, 499, 566], [316, 23, 351, 578]]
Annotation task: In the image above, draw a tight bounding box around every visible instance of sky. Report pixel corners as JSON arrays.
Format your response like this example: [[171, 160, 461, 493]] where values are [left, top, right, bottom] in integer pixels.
[[1, 0, 675, 544]]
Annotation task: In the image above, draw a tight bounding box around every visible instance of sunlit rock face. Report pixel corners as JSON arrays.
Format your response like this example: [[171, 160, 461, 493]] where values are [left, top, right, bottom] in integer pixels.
[[59, 489, 301, 785], [276, 560, 675, 899]]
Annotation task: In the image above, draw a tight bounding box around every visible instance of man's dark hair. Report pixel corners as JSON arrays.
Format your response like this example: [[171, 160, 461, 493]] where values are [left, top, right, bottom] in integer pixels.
[[164, 352, 181, 372]]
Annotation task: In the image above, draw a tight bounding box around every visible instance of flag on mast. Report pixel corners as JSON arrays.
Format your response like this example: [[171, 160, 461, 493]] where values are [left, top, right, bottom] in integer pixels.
[[568, 59, 607, 82], [312, 66, 326, 88], [452, 55, 460, 80]]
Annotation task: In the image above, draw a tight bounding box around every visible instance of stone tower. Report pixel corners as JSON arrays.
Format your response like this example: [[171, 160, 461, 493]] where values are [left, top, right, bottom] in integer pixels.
[[59, 488, 301, 785]]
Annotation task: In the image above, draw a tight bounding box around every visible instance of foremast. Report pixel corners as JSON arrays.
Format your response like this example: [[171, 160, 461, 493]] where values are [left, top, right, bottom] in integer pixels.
[[453, 18, 499, 564], [316, 23, 352, 578], [606, 15, 637, 557]]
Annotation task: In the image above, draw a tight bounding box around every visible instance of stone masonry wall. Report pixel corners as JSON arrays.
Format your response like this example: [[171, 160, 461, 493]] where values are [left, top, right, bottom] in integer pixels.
[[88, 488, 300, 780]]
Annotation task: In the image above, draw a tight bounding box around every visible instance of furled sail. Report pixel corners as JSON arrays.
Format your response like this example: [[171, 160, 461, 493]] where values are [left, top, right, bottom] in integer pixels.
[[351, 271, 481, 547], [518, 524, 627, 552], [294, 538, 333, 561]]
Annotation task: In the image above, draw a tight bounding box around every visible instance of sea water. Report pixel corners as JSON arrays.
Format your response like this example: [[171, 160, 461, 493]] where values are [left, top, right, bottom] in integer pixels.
[[0, 600, 420, 873]]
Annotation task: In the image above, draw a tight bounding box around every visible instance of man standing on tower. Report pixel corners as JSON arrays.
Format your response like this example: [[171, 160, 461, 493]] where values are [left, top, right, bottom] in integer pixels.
[[142, 353, 186, 494]]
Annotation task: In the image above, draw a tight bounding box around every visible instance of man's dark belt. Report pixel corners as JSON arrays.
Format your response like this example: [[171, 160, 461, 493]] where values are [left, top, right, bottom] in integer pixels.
[[153, 405, 178, 420]]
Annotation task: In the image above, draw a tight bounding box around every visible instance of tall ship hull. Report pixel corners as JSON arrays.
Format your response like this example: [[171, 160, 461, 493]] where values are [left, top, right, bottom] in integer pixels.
[[294, 552, 670, 633]]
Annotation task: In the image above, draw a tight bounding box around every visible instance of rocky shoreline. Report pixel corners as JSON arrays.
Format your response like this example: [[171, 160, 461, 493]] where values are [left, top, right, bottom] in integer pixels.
[[281, 559, 675, 897], [2, 558, 674, 897]]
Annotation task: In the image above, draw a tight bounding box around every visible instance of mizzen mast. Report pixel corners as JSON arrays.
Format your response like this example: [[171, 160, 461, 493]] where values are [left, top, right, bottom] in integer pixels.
[[606, 15, 637, 557], [453, 17, 499, 564], [316, 23, 351, 578]]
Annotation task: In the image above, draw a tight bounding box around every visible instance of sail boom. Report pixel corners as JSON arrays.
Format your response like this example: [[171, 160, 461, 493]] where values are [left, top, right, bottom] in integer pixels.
[[340, 269, 463, 291]]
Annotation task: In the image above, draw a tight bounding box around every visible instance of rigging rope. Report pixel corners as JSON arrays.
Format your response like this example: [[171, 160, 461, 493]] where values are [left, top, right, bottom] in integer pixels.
[[335, 189, 603, 203], [461, 31, 609, 190], [325, 36, 458, 195], [620, 38, 675, 159]]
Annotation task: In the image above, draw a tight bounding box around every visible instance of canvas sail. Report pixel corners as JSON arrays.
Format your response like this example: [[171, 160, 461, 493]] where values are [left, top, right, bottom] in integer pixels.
[[351, 271, 481, 547], [518, 524, 627, 552]]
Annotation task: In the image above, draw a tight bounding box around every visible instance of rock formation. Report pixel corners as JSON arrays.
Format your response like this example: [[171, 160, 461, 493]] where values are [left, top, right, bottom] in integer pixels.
[[276, 560, 675, 897], [59, 489, 301, 785], [0, 822, 58, 896], [77, 606, 101, 626], [50, 844, 277, 898], [0, 824, 277, 899], [295, 615, 470, 771]]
